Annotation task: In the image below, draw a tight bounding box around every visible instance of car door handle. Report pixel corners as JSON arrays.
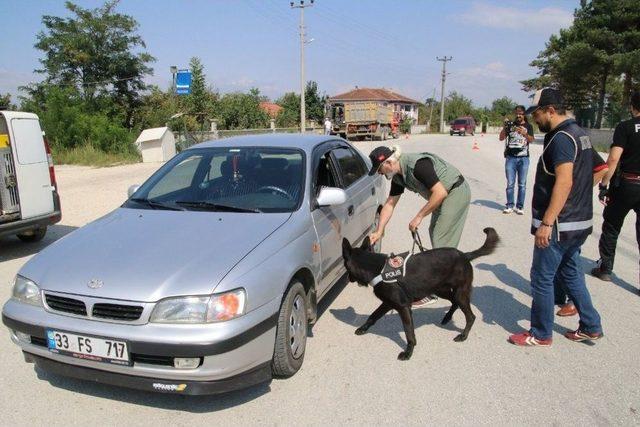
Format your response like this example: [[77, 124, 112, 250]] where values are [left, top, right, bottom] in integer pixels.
[[347, 205, 354, 216], [371, 187, 375, 195]]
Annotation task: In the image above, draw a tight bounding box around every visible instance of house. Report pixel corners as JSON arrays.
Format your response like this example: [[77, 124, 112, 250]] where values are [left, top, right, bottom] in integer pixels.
[[328, 87, 421, 124], [135, 127, 176, 163], [259, 102, 283, 118]]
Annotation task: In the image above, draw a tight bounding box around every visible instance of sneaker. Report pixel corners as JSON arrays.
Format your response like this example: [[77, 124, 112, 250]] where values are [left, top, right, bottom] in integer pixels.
[[515, 208, 524, 215], [503, 207, 513, 214], [590, 267, 612, 282], [564, 329, 603, 342], [412, 295, 438, 307], [556, 303, 577, 317], [508, 331, 552, 347]]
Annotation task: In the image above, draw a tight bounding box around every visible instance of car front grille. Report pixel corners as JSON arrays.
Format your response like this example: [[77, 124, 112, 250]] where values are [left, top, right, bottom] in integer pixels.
[[45, 293, 87, 316], [92, 303, 143, 321]]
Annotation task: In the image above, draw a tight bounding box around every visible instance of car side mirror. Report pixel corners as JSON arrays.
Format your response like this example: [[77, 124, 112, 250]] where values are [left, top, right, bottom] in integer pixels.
[[127, 184, 140, 198], [315, 187, 347, 207]]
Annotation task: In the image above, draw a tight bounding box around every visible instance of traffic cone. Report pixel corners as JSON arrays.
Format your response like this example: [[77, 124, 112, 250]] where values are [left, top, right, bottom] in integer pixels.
[[472, 139, 479, 151]]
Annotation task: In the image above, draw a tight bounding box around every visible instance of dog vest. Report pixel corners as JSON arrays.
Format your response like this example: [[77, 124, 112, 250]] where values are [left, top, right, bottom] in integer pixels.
[[369, 251, 411, 287]]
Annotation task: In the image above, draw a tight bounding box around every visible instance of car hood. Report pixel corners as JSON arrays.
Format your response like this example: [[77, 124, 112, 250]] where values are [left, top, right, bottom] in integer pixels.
[[21, 208, 291, 302]]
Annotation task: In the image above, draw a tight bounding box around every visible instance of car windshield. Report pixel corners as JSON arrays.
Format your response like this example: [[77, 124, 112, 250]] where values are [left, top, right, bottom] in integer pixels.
[[125, 147, 305, 213], [454, 119, 467, 125]]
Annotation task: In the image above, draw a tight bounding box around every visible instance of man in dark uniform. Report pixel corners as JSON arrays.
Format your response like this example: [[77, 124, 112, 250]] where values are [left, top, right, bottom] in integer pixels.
[[508, 88, 602, 347], [592, 91, 640, 286]]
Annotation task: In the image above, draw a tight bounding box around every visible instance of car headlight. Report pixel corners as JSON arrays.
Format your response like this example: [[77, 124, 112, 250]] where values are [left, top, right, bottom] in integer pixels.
[[150, 289, 246, 323], [11, 276, 42, 307]]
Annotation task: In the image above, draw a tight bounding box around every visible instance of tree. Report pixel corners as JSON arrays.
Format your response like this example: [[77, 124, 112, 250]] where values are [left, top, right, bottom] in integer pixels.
[[0, 93, 16, 110], [217, 89, 270, 130], [522, 0, 640, 128], [32, 0, 154, 126], [183, 57, 218, 126], [304, 81, 326, 124], [444, 91, 475, 123], [276, 92, 300, 127]]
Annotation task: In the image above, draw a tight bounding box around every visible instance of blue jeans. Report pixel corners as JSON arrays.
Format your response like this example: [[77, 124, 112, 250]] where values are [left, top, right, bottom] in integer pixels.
[[505, 156, 529, 209], [530, 231, 602, 340]]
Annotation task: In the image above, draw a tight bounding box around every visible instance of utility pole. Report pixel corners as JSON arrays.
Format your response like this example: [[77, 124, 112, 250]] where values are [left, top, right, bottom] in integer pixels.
[[427, 87, 436, 133], [291, 0, 314, 133], [437, 56, 452, 133]]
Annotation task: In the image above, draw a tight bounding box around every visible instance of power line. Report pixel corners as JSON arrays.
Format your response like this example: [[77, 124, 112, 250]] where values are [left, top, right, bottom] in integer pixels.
[[290, 0, 314, 133]]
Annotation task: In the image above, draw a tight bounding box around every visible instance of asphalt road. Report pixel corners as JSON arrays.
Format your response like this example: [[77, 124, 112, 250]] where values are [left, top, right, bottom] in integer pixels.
[[1, 133, 638, 426]]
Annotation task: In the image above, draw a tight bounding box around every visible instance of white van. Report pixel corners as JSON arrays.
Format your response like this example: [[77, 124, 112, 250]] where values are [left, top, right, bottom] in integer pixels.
[[0, 111, 61, 242]]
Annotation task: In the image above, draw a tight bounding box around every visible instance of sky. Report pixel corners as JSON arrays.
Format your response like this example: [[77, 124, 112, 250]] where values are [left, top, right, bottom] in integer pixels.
[[0, 0, 579, 108]]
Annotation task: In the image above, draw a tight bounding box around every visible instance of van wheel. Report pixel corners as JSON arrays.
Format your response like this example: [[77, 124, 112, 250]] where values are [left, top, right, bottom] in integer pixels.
[[272, 281, 308, 378], [17, 226, 47, 243]]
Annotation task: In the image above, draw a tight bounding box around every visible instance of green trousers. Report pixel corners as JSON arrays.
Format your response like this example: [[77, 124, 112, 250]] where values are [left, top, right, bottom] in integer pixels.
[[428, 180, 471, 249]]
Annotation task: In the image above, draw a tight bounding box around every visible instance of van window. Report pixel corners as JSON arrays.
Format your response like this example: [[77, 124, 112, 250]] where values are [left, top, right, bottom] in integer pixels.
[[454, 119, 468, 125], [11, 119, 47, 165]]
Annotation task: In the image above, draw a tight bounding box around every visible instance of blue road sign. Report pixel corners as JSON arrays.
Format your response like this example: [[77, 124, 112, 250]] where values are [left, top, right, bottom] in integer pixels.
[[176, 70, 192, 95]]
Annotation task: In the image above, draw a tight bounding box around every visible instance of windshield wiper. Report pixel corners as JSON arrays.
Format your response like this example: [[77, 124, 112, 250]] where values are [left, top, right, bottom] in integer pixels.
[[175, 201, 261, 213], [129, 198, 185, 211]]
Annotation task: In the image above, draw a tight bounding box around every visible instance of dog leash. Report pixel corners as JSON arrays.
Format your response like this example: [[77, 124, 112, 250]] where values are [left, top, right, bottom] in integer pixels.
[[411, 230, 426, 254]]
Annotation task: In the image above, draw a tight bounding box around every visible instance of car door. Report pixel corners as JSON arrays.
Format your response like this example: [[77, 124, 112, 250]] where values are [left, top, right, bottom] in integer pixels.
[[330, 145, 375, 246], [310, 143, 348, 294]]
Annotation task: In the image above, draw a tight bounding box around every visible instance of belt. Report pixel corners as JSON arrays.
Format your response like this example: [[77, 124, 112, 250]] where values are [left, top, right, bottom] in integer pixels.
[[449, 175, 465, 191]]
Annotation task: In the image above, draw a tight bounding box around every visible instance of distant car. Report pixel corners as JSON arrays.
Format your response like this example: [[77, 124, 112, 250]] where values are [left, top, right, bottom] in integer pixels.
[[449, 117, 476, 136], [2, 134, 385, 395]]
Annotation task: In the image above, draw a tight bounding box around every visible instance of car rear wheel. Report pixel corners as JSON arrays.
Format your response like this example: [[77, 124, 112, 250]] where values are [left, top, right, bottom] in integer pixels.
[[272, 281, 308, 377], [17, 226, 47, 243], [461, 130, 466, 136]]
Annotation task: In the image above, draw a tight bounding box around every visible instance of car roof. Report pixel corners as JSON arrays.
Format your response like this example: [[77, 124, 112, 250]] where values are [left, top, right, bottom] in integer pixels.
[[189, 133, 339, 154]]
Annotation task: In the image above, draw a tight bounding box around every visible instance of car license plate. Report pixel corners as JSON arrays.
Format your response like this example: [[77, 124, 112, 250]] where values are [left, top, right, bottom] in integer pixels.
[[46, 330, 130, 365]]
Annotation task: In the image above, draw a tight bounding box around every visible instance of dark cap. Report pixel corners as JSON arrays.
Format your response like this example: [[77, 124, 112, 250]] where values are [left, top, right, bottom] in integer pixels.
[[525, 88, 564, 115], [368, 146, 395, 175]]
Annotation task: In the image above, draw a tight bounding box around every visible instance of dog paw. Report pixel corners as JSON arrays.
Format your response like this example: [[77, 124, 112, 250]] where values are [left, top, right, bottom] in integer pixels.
[[397, 351, 412, 361], [355, 327, 368, 335], [453, 334, 468, 342]]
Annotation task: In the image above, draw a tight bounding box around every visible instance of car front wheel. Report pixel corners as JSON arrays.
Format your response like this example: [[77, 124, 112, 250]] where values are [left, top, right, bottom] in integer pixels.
[[272, 281, 308, 377]]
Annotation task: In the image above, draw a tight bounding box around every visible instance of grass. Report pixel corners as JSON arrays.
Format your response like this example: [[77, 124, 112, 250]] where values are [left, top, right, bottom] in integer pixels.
[[52, 145, 141, 167]]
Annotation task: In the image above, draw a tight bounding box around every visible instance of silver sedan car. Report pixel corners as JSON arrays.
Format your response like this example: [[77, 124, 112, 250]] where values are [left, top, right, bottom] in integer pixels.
[[2, 134, 385, 395]]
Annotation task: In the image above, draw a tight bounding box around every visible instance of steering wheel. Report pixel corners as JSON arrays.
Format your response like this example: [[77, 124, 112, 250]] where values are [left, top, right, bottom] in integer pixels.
[[257, 185, 293, 200]]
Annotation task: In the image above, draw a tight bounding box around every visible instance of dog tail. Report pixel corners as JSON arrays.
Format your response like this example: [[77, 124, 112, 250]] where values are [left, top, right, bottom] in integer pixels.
[[464, 227, 500, 261]]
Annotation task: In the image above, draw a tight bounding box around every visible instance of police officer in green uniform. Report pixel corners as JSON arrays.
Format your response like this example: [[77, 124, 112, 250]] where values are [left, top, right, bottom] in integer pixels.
[[367, 145, 471, 304]]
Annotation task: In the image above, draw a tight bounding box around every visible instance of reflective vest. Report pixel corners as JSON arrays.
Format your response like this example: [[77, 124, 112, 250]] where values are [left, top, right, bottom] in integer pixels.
[[531, 119, 593, 242]]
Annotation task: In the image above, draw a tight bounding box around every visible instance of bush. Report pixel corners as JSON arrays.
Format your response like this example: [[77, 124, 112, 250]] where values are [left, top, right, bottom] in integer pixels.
[[52, 144, 140, 167], [399, 117, 412, 134]]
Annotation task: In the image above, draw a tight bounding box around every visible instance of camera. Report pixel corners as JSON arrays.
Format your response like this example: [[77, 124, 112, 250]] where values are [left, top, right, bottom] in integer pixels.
[[503, 119, 517, 134]]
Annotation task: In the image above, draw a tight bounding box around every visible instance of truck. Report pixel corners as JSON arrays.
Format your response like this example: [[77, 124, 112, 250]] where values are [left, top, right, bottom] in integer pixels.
[[326, 101, 399, 141], [0, 111, 61, 242]]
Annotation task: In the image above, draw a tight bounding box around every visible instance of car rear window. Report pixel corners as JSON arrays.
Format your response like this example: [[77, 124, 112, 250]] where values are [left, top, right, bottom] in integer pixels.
[[454, 119, 467, 125]]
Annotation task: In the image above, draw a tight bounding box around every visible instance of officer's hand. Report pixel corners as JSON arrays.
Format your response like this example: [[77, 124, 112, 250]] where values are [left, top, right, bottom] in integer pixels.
[[369, 230, 383, 245], [409, 216, 423, 232], [598, 184, 609, 206], [535, 225, 552, 248]]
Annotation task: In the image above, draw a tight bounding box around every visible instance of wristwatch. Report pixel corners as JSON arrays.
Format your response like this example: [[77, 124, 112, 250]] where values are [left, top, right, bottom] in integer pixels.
[[540, 221, 553, 228]]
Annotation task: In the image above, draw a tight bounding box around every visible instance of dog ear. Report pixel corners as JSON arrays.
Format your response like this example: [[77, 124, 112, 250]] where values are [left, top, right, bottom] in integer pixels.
[[342, 238, 352, 257], [360, 236, 372, 251]]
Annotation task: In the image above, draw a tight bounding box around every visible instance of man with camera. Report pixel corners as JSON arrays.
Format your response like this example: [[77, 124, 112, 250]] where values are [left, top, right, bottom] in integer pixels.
[[499, 105, 535, 214], [591, 91, 640, 285]]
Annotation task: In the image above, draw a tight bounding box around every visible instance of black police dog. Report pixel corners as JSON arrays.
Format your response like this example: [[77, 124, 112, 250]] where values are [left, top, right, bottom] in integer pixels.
[[341, 228, 499, 360]]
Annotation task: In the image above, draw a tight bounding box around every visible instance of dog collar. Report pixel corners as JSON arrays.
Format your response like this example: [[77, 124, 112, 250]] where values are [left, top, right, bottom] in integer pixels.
[[369, 275, 383, 287]]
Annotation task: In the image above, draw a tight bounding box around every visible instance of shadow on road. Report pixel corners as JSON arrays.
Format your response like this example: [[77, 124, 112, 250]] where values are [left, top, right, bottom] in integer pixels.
[[471, 199, 504, 211], [0, 224, 78, 263], [35, 367, 270, 412], [330, 305, 461, 350]]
